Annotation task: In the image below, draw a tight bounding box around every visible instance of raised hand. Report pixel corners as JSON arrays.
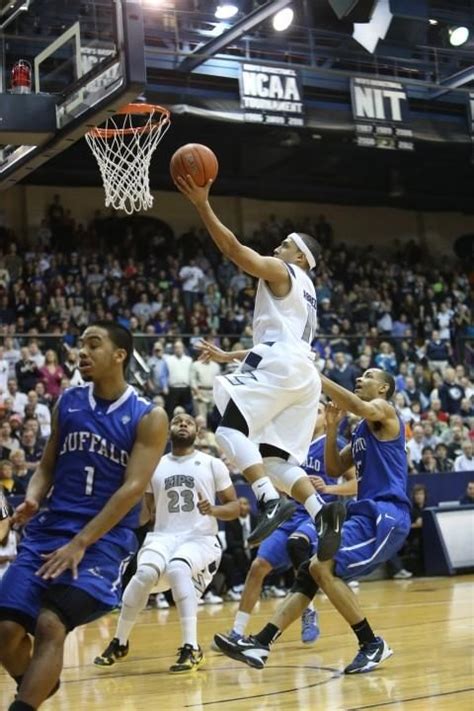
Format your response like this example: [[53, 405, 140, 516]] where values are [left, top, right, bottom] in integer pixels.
[[325, 401, 346, 427], [175, 174, 213, 207]]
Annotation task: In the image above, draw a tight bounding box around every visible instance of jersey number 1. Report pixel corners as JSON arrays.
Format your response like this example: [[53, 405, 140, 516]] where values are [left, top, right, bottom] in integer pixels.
[[84, 466, 95, 496]]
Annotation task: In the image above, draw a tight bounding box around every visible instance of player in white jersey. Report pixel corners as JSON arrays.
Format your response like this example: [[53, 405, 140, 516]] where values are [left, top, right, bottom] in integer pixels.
[[177, 174, 345, 558], [95, 413, 239, 673]]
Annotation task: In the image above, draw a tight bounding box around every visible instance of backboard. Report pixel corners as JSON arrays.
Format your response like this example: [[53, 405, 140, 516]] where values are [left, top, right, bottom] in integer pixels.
[[0, 0, 146, 190]]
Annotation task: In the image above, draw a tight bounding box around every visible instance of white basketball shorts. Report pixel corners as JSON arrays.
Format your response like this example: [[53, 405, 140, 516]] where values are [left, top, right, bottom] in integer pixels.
[[214, 341, 321, 464]]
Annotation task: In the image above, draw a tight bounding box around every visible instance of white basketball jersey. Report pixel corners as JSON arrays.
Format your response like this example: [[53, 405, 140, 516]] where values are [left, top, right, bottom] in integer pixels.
[[252, 264, 317, 353], [148, 450, 232, 536]]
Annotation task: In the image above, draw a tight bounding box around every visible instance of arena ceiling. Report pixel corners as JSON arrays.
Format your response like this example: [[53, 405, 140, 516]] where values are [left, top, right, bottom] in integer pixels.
[[10, 0, 474, 211]]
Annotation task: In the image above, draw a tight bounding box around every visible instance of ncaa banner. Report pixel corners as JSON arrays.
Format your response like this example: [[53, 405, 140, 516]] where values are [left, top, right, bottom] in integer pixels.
[[239, 63, 304, 127], [351, 77, 414, 151]]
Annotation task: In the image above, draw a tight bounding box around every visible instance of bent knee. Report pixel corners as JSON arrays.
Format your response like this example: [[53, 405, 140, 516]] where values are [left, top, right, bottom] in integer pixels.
[[35, 609, 67, 642], [250, 557, 272, 579]]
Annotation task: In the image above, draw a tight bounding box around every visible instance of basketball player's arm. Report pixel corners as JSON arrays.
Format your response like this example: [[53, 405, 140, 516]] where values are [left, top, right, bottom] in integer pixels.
[[311, 466, 357, 497], [197, 487, 240, 520], [321, 374, 394, 422], [323, 401, 354, 477], [197, 340, 249, 364], [12, 405, 60, 525], [37, 407, 168, 580], [176, 176, 290, 285]]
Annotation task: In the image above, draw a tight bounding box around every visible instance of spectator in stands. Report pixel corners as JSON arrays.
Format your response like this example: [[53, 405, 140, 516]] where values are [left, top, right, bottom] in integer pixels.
[[3, 379, 27, 417], [445, 424, 465, 460], [39, 349, 64, 401], [404, 484, 427, 575], [194, 414, 219, 456], [459, 481, 474, 505], [9, 449, 31, 494], [374, 341, 398, 374], [0, 460, 14, 494], [439, 366, 465, 415], [20, 428, 42, 474], [407, 424, 425, 470], [15, 347, 40, 393], [422, 422, 440, 450], [0, 422, 20, 459], [27, 339, 45, 368], [0, 348, 9, 399], [147, 341, 169, 400], [416, 446, 438, 474], [179, 258, 204, 311], [164, 339, 193, 416], [25, 390, 51, 438], [3, 338, 20, 377], [454, 440, 474, 472], [434, 443, 454, 472], [190, 354, 221, 423], [425, 330, 451, 371], [62, 347, 83, 385], [327, 351, 358, 391]]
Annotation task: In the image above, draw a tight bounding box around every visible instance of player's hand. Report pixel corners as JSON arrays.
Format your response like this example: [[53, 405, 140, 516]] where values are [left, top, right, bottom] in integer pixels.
[[36, 538, 86, 580], [11, 498, 39, 526], [175, 174, 212, 206], [325, 402, 346, 427], [309, 476, 327, 494], [197, 492, 215, 517], [196, 339, 230, 364]]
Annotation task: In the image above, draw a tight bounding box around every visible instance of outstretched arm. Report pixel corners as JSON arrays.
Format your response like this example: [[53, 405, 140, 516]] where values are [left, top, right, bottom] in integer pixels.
[[321, 374, 393, 422], [175, 175, 289, 287], [197, 340, 249, 364]]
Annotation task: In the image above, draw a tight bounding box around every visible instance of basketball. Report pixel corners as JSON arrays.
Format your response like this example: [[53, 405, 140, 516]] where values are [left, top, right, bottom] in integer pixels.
[[170, 143, 219, 187]]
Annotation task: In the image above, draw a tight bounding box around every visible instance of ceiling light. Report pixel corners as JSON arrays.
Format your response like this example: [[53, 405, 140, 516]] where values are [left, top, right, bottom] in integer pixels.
[[273, 7, 294, 32], [215, 3, 238, 20], [449, 26, 469, 46], [428, 19, 438, 26]]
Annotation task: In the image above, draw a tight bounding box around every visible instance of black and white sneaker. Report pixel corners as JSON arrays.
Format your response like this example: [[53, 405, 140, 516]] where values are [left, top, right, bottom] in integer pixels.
[[344, 637, 393, 674], [213, 633, 270, 669], [247, 497, 296, 547], [315, 501, 346, 561], [94, 637, 129, 667]]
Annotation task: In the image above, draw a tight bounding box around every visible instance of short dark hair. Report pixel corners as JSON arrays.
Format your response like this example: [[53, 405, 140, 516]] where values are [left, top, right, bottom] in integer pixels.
[[422, 446, 433, 455], [93, 320, 133, 373], [295, 233, 321, 270], [375, 369, 395, 399]]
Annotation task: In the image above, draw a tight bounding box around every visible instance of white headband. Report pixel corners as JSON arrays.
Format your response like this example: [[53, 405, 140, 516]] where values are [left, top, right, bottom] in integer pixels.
[[288, 232, 316, 270]]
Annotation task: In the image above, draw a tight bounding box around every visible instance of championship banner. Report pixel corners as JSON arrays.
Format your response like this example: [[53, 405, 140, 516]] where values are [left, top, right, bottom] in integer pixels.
[[351, 77, 414, 151], [239, 63, 304, 127]]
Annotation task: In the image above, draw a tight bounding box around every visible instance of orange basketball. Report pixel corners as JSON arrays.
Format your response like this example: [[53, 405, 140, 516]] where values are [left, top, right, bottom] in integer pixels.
[[170, 143, 219, 187]]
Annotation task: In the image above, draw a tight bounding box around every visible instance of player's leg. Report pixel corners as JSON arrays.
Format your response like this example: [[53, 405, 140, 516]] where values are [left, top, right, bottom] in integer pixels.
[[167, 558, 204, 673], [15, 584, 113, 709], [263, 453, 346, 560], [0, 620, 32, 682], [214, 559, 317, 668], [287, 532, 320, 644], [166, 537, 222, 673], [95, 543, 166, 667], [215, 400, 296, 542]]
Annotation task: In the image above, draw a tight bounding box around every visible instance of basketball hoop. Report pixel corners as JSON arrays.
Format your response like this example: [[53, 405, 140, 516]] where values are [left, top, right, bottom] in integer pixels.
[[85, 103, 171, 215]]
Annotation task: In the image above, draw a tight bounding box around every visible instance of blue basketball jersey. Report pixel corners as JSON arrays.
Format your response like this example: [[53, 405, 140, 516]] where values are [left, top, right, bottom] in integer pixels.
[[301, 434, 348, 505], [351, 414, 410, 509], [25, 384, 154, 548]]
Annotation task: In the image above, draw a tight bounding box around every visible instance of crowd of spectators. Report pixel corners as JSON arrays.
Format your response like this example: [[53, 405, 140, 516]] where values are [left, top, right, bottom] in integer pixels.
[[0, 198, 472, 583]]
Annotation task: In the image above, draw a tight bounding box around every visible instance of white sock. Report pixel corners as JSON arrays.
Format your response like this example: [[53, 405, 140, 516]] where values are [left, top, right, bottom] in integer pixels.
[[251, 476, 279, 503], [304, 493, 323, 519], [233, 610, 250, 635], [116, 610, 137, 646], [168, 559, 199, 649], [180, 616, 198, 649]]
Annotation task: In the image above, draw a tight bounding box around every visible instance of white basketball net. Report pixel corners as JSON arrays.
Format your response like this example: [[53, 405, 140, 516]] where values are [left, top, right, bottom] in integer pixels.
[[85, 105, 170, 215]]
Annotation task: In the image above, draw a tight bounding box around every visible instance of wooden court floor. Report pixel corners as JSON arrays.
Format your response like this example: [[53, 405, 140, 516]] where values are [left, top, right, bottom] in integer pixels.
[[1, 576, 472, 710]]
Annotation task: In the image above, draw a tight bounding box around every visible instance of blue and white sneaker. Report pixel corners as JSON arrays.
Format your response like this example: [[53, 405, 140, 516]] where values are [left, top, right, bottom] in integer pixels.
[[213, 633, 270, 669], [211, 628, 242, 652], [301, 608, 320, 644], [344, 637, 393, 674]]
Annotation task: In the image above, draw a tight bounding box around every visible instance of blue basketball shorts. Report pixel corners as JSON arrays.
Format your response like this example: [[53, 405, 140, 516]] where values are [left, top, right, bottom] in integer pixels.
[[334, 499, 411, 581], [258, 510, 317, 571], [0, 532, 135, 633]]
